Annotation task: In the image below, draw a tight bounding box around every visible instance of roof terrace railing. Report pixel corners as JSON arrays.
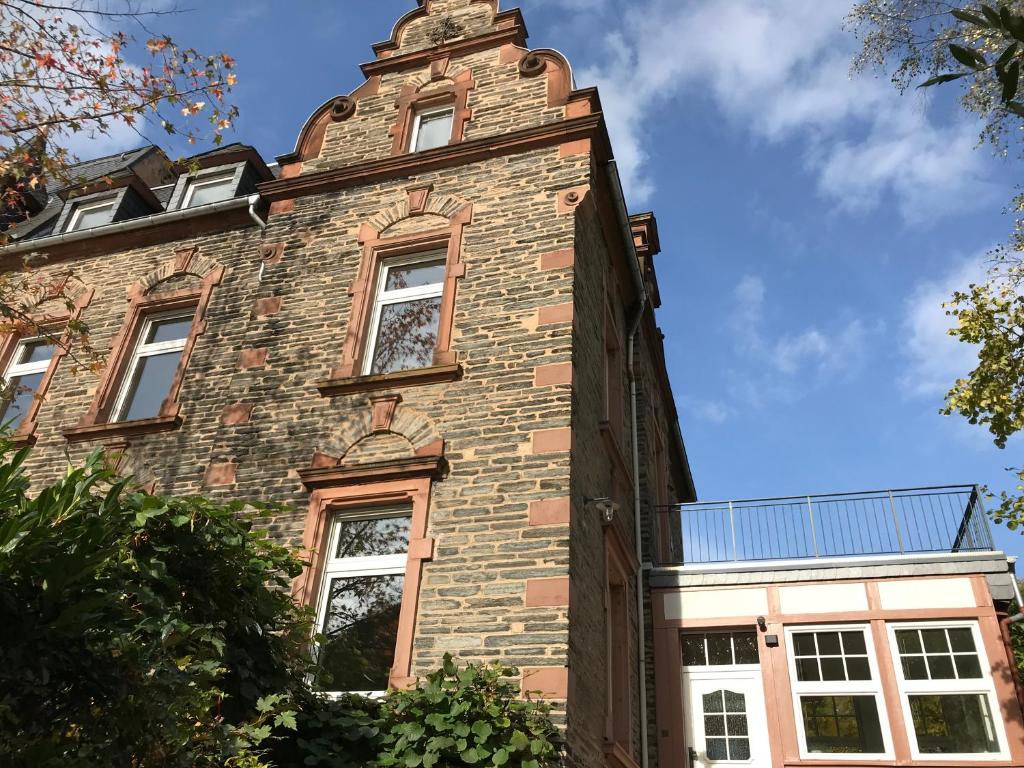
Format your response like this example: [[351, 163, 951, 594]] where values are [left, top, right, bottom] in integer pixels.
[[656, 485, 995, 567]]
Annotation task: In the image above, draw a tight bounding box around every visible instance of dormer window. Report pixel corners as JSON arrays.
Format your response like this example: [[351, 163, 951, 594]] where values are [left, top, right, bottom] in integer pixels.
[[65, 197, 115, 232], [181, 171, 236, 208], [409, 107, 454, 152]]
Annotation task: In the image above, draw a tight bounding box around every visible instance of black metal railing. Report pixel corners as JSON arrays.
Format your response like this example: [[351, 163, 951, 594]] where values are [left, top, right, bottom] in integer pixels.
[[657, 485, 995, 566]]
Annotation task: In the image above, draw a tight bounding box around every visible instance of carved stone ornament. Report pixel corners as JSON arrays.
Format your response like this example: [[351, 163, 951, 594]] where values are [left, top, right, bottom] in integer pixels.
[[518, 52, 547, 77], [330, 96, 357, 122], [429, 15, 464, 46]]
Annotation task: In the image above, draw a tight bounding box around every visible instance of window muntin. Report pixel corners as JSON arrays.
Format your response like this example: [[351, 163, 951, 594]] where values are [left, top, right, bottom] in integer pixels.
[[313, 509, 411, 695], [66, 198, 115, 232], [894, 627, 983, 681], [1, 338, 56, 429], [111, 311, 193, 422], [181, 172, 236, 208], [682, 632, 759, 667], [409, 107, 454, 152], [702, 689, 751, 761], [362, 254, 446, 376], [888, 621, 1007, 759], [786, 625, 892, 759]]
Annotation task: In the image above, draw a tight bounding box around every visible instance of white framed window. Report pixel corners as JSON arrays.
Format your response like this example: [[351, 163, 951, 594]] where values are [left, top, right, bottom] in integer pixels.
[[682, 631, 760, 667], [181, 171, 236, 208], [1, 337, 56, 429], [111, 310, 193, 422], [66, 197, 115, 232], [409, 106, 454, 152], [362, 253, 446, 376], [887, 621, 1008, 760], [785, 625, 893, 759], [312, 508, 411, 696]]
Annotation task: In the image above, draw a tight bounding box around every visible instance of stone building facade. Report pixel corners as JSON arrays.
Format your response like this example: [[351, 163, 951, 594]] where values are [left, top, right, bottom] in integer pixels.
[[1, 2, 693, 767], [5, 2, 1024, 767]]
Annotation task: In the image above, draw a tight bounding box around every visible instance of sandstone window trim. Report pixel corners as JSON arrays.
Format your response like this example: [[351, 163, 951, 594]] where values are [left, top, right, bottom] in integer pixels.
[[362, 252, 447, 377], [108, 308, 194, 423], [409, 105, 455, 153], [295, 468, 438, 691], [389, 71, 475, 157], [0, 288, 93, 445], [311, 507, 412, 696], [319, 207, 471, 396], [66, 269, 221, 443]]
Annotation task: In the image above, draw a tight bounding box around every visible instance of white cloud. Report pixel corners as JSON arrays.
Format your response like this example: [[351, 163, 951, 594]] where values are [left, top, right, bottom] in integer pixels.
[[729, 273, 873, 380], [568, 0, 991, 218], [687, 398, 734, 424], [900, 254, 987, 399]]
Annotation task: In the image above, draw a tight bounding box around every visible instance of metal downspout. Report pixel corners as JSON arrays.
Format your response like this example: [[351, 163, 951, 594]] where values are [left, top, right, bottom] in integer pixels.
[[607, 159, 651, 768]]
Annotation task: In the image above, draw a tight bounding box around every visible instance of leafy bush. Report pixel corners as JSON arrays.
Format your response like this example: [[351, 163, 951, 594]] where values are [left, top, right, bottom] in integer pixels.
[[0, 444, 310, 767], [374, 654, 562, 768]]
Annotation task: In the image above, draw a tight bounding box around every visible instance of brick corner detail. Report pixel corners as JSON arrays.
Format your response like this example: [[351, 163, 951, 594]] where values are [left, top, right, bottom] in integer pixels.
[[531, 427, 571, 454], [521, 666, 568, 699], [203, 461, 237, 488], [239, 347, 268, 370]]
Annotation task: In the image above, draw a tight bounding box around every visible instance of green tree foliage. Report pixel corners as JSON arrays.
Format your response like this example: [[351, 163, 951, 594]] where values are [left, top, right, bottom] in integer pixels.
[[0, 444, 564, 767], [848, 3, 1024, 526]]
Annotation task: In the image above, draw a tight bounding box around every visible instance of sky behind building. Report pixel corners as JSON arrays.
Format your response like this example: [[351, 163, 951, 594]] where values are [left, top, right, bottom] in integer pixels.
[[88, 0, 1024, 557]]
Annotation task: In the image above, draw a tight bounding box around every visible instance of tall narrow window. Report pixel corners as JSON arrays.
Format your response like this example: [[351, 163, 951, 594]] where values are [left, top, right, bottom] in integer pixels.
[[889, 622, 1006, 758], [313, 510, 411, 694], [111, 311, 193, 422], [786, 626, 891, 758], [1, 338, 56, 429], [66, 198, 115, 232], [409, 107, 454, 152], [181, 172, 236, 208], [363, 254, 446, 376]]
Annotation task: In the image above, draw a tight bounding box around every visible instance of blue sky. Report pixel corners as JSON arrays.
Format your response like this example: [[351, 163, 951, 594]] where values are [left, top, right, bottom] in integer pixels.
[[90, 0, 1023, 557]]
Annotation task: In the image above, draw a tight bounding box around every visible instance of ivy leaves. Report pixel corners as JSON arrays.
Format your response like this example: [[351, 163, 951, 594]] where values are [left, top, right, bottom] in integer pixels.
[[372, 654, 562, 768], [920, 3, 1024, 115]]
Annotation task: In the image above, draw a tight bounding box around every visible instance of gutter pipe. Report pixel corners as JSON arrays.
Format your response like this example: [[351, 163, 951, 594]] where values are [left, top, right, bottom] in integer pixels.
[[606, 158, 651, 768], [2, 194, 265, 256]]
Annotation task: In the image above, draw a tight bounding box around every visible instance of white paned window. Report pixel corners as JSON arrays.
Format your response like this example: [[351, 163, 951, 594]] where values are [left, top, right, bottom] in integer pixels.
[[362, 253, 446, 376], [111, 311, 193, 422], [409, 107, 454, 152], [313, 510, 411, 695], [682, 632, 760, 667], [181, 171, 236, 208], [1, 337, 56, 429], [786, 625, 893, 759], [888, 622, 1008, 759], [66, 198, 115, 232]]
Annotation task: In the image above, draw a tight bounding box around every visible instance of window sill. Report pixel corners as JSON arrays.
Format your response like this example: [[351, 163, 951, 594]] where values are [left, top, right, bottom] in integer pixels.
[[603, 742, 640, 768], [64, 414, 183, 443], [317, 363, 462, 396], [6, 424, 38, 448]]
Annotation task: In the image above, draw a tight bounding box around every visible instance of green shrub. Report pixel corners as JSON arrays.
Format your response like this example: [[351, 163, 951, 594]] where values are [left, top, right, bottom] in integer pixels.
[[373, 654, 563, 768], [0, 444, 309, 767]]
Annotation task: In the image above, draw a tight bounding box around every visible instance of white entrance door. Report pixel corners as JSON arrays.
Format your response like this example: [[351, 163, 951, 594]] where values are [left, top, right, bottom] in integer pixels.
[[683, 669, 771, 768]]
